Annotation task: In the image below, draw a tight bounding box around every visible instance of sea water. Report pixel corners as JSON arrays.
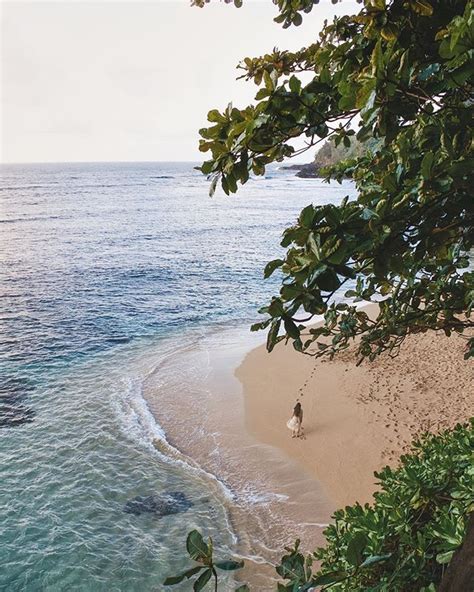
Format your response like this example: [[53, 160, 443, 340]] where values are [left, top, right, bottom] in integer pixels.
[[0, 162, 355, 591]]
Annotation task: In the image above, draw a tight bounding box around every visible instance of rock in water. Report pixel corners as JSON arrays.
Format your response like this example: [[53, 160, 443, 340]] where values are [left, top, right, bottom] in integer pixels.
[[0, 379, 35, 429], [123, 491, 193, 517]]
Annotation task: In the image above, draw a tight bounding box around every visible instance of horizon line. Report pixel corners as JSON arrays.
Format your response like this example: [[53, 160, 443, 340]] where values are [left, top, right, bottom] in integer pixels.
[[0, 159, 202, 166], [0, 158, 308, 167]]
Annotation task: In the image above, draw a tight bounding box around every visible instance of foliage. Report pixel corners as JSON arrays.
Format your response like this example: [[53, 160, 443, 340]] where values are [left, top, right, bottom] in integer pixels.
[[164, 530, 247, 591], [195, 0, 474, 363], [165, 421, 474, 590], [274, 420, 474, 591]]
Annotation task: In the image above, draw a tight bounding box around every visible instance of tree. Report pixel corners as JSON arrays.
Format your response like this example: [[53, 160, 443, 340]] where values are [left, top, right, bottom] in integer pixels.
[[190, 0, 474, 588], [194, 0, 473, 365]]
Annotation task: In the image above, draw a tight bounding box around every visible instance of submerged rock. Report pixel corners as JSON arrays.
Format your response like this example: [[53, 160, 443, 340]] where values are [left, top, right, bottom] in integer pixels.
[[0, 404, 35, 428], [0, 379, 35, 428], [123, 491, 193, 517]]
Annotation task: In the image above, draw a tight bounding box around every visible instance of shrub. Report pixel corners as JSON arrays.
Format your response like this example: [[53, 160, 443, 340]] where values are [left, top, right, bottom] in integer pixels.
[[277, 420, 474, 591]]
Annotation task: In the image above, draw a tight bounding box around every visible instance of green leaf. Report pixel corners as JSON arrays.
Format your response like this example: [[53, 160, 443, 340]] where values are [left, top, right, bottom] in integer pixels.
[[381, 23, 398, 41], [209, 175, 218, 197], [235, 586, 249, 592], [371, 39, 384, 77], [263, 70, 274, 92], [368, 0, 386, 10], [299, 204, 315, 228], [338, 93, 355, 111], [193, 568, 212, 592], [186, 530, 209, 562], [264, 259, 285, 279], [316, 269, 341, 292], [268, 298, 285, 317], [308, 232, 321, 258], [250, 319, 271, 332], [215, 560, 244, 571], [281, 283, 303, 301], [421, 151, 435, 180], [289, 76, 301, 94], [284, 318, 300, 339], [267, 319, 281, 352], [207, 109, 225, 123], [410, 0, 433, 16], [436, 550, 455, 564], [346, 532, 368, 567], [255, 88, 270, 100], [164, 566, 203, 586], [311, 571, 347, 586], [356, 79, 375, 110], [292, 12, 302, 26], [360, 554, 392, 568]]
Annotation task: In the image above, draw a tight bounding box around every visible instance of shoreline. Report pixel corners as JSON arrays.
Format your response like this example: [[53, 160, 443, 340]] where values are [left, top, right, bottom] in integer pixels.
[[236, 321, 474, 508], [142, 325, 333, 586]]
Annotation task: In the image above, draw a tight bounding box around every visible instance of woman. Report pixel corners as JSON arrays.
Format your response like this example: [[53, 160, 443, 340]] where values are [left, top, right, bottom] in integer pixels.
[[287, 402, 303, 438]]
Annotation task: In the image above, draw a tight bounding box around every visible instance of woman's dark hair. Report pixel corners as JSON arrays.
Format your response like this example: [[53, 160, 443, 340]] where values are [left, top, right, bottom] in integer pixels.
[[293, 402, 302, 416]]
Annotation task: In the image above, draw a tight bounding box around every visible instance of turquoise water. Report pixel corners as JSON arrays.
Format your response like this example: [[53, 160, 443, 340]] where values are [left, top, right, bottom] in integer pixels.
[[0, 162, 355, 590]]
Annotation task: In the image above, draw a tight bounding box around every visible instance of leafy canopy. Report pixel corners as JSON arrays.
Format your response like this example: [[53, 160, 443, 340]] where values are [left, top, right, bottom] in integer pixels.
[[195, 0, 474, 362]]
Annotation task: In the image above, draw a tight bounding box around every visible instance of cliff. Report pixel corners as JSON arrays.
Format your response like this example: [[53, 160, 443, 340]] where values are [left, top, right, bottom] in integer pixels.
[[284, 136, 373, 178]]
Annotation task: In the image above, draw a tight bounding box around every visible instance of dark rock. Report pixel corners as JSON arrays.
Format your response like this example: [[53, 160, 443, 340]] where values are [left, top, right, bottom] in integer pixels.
[[295, 163, 323, 178], [281, 162, 323, 178], [281, 163, 308, 170], [123, 491, 193, 517], [281, 135, 375, 179], [0, 378, 35, 428]]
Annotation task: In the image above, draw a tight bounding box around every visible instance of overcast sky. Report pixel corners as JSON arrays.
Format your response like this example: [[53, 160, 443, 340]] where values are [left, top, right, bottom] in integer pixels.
[[1, 0, 358, 163]]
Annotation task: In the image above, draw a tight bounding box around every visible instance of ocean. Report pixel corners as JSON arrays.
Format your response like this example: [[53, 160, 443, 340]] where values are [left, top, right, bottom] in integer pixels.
[[0, 162, 355, 590]]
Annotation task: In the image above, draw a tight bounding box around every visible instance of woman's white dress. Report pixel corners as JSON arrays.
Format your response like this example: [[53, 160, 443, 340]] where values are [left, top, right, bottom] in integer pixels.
[[286, 415, 300, 431]]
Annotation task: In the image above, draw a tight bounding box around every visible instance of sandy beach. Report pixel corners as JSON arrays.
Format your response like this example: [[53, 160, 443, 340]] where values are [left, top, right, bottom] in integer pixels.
[[143, 320, 473, 585], [237, 323, 474, 508]]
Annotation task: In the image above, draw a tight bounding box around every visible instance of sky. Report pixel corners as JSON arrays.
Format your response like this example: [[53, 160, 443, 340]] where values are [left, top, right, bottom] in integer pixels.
[[1, 0, 359, 163]]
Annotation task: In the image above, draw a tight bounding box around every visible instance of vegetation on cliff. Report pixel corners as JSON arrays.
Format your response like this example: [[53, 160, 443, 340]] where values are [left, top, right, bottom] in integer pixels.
[[282, 136, 377, 177]]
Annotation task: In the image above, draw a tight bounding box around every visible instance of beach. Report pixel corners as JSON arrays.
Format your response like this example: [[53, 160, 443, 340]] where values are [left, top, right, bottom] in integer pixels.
[[4, 162, 470, 588], [1, 161, 357, 590], [237, 323, 474, 508], [143, 314, 472, 585]]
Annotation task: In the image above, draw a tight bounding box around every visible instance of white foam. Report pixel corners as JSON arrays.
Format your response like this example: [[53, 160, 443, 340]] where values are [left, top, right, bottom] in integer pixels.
[[113, 373, 236, 505]]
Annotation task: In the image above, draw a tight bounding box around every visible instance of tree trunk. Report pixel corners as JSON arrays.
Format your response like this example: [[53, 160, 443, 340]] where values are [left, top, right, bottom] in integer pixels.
[[438, 512, 474, 592]]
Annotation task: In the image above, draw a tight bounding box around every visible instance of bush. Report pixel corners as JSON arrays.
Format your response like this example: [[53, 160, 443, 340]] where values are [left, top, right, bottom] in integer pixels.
[[277, 420, 474, 591]]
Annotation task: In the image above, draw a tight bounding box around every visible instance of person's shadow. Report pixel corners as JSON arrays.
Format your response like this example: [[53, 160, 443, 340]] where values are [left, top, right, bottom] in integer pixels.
[[297, 427, 307, 440]]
